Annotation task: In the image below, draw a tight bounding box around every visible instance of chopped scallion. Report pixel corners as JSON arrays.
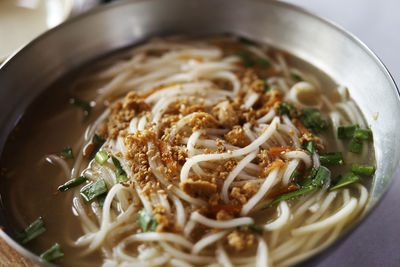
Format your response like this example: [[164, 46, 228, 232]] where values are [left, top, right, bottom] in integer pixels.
[[302, 140, 315, 154], [95, 150, 109, 165], [248, 225, 263, 235], [290, 73, 302, 81], [138, 208, 157, 232], [80, 179, 108, 203], [278, 102, 294, 116], [89, 134, 106, 160], [40, 243, 64, 262], [70, 97, 91, 121], [354, 128, 372, 140], [58, 176, 87, 192], [112, 157, 129, 183], [299, 108, 329, 134], [16, 217, 46, 244], [351, 164, 375, 176], [329, 172, 359, 191], [238, 37, 257, 46], [60, 146, 74, 159], [255, 58, 270, 68], [337, 125, 357, 139], [97, 192, 107, 207], [349, 139, 362, 153], [319, 152, 344, 166]]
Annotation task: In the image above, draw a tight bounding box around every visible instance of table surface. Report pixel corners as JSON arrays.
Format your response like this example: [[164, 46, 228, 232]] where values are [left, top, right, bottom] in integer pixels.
[[1, 0, 400, 266]]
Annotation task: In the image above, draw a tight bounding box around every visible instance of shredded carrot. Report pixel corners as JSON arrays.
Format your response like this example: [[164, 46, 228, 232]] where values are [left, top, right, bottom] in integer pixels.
[[195, 56, 203, 63], [269, 147, 287, 155], [139, 83, 176, 99], [83, 143, 95, 158], [261, 159, 286, 176], [268, 184, 299, 199], [209, 204, 242, 214]]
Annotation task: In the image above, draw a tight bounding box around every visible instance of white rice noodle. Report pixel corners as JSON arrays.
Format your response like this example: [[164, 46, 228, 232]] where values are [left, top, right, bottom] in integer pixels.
[[191, 211, 254, 228], [264, 200, 290, 231]]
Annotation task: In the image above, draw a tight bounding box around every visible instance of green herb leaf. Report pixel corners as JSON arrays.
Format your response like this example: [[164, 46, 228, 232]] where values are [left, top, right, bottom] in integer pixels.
[[70, 97, 91, 121], [60, 146, 74, 159], [80, 179, 108, 203], [329, 172, 359, 191], [58, 176, 87, 192], [95, 150, 109, 165], [354, 128, 372, 141], [351, 164, 375, 176], [278, 102, 294, 116], [290, 73, 302, 81], [97, 192, 107, 207], [302, 140, 315, 154], [138, 208, 157, 232], [16, 217, 46, 245], [93, 134, 106, 146], [291, 169, 300, 179], [90, 134, 106, 160], [255, 58, 270, 68], [248, 225, 263, 235], [263, 166, 330, 210], [299, 168, 318, 187], [299, 108, 329, 134], [238, 37, 257, 46], [112, 157, 129, 183], [349, 139, 362, 154], [262, 186, 316, 210], [259, 78, 270, 92], [337, 125, 357, 139], [40, 243, 64, 262], [319, 152, 344, 166], [312, 166, 330, 188]]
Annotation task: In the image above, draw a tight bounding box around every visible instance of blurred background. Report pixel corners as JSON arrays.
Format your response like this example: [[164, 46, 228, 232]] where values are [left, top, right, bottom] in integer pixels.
[[1, 0, 399, 266]]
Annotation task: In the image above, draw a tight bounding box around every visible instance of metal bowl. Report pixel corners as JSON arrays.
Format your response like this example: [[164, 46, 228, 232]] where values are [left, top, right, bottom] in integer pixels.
[[0, 0, 399, 265]]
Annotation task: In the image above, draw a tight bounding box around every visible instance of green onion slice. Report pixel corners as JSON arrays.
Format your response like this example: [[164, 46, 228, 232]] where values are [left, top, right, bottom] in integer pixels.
[[95, 150, 109, 165], [80, 179, 108, 203], [112, 157, 129, 183], [290, 73, 302, 81], [16, 217, 46, 245], [349, 139, 362, 154], [319, 152, 344, 166], [138, 208, 157, 232], [58, 176, 87, 192], [299, 108, 329, 134], [351, 164, 375, 176], [337, 125, 357, 139], [354, 128, 372, 140], [302, 140, 315, 154], [278, 102, 295, 116], [329, 172, 360, 191], [40, 243, 64, 262], [60, 146, 74, 159], [70, 97, 91, 120]]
